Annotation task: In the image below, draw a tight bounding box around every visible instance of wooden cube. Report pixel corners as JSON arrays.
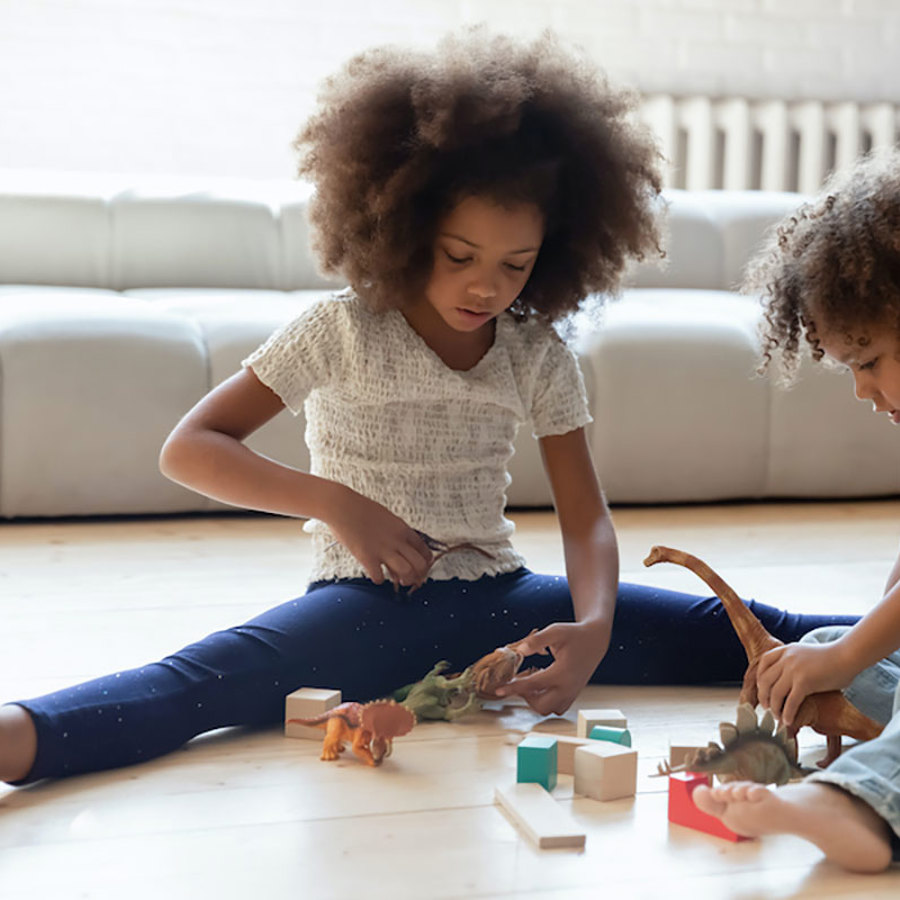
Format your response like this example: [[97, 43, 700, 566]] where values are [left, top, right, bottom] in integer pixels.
[[576, 708, 627, 737], [667, 771, 750, 842], [669, 744, 706, 768], [284, 687, 341, 740], [517, 735, 558, 791], [573, 742, 637, 801], [529, 732, 591, 776]]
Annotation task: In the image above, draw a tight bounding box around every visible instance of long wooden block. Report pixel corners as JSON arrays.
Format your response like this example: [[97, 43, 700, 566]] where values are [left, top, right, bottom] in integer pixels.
[[285, 687, 342, 740], [529, 732, 591, 776], [576, 708, 627, 737], [494, 783, 586, 850]]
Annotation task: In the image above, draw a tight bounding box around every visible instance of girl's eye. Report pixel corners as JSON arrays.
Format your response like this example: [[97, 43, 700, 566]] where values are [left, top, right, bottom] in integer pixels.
[[860, 358, 879, 371], [505, 262, 527, 273], [444, 251, 471, 264]]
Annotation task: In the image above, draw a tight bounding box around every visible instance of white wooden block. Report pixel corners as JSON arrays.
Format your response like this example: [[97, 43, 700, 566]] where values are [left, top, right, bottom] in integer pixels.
[[576, 708, 627, 737], [528, 731, 591, 776], [284, 687, 341, 740], [494, 783, 586, 850], [573, 742, 637, 801], [669, 744, 706, 768]]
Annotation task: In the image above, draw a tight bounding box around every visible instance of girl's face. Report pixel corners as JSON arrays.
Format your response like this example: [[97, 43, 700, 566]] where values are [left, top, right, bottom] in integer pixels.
[[423, 195, 544, 333], [817, 324, 900, 425]]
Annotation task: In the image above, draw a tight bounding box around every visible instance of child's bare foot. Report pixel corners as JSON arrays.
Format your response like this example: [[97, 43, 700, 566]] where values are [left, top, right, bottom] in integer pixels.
[[0, 705, 38, 783], [693, 780, 894, 873]]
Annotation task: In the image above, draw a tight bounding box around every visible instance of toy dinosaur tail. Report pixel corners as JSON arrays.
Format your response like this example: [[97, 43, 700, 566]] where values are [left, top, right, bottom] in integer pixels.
[[643, 545, 780, 664]]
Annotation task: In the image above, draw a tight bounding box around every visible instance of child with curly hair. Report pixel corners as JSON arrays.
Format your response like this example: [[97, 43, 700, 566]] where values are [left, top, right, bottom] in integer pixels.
[[0, 31, 858, 785], [693, 149, 900, 873]]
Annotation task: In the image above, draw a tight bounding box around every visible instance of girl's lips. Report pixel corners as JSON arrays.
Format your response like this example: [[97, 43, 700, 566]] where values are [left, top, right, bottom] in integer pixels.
[[891, 410, 900, 425], [457, 308, 492, 322]]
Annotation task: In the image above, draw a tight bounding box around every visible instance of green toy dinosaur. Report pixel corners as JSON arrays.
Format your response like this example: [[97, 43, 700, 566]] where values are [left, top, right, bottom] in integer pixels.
[[657, 703, 816, 786], [392, 661, 483, 721]]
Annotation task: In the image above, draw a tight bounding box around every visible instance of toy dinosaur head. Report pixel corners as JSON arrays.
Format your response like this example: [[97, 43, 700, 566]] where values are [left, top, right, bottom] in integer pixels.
[[360, 700, 416, 765]]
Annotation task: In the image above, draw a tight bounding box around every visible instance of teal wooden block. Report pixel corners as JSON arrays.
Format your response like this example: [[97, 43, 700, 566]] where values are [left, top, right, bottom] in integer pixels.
[[517, 735, 558, 791], [589, 725, 632, 747]]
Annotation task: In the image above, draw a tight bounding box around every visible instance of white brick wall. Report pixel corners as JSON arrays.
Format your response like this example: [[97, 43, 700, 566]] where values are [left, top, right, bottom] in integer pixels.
[[0, 0, 897, 179]]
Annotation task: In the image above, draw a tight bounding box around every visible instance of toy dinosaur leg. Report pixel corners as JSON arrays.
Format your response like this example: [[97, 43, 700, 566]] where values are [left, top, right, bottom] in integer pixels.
[[350, 728, 376, 766], [320, 719, 347, 761], [818, 734, 843, 768]]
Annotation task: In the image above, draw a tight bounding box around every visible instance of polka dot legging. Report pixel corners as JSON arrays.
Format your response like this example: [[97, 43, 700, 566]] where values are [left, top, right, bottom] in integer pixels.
[[12, 569, 859, 782]]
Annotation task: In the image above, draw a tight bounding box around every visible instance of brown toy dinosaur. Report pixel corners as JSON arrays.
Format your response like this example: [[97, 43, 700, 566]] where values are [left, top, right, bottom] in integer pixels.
[[288, 699, 416, 766], [643, 545, 883, 767]]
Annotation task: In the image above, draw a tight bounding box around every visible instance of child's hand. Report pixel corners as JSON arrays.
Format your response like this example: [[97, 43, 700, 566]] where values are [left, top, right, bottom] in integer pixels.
[[756, 642, 855, 727], [494, 621, 611, 716], [327, 489, 433, 588]]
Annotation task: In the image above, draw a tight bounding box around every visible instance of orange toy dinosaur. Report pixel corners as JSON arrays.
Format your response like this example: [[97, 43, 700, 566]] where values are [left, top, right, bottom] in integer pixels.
[[288, 699, 416, 766], [643, 545, 883, 767]]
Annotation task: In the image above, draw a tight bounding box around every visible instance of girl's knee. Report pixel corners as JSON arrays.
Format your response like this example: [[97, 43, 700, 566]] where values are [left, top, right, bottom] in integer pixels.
[[799, 624, 853, 646]]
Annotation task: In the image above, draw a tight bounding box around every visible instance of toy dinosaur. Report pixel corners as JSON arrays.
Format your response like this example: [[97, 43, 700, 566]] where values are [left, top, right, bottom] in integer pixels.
[[657, 703, 816, 785], [392, 661, 483, 720], [643, 545, 883, 767], [408, 531, 496, 592], [288, 699, 416, 766], [392, 630, 538, 721]]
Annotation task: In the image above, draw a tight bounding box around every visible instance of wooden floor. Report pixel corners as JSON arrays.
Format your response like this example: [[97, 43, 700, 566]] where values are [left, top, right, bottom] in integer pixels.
[[3, 501, 900, 898]]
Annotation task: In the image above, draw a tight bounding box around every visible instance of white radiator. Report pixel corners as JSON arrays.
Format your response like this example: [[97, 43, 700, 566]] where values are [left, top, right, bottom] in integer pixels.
[[640, 95, 900, 193]]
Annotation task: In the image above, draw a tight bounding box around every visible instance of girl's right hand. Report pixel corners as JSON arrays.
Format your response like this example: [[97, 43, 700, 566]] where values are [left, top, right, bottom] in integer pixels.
[[326, 488, 434, 588]]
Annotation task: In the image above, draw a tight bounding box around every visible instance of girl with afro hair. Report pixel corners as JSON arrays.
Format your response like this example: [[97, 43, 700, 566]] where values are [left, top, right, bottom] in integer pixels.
[[0, 31, 857, 784], [694, 150, 900, 872]]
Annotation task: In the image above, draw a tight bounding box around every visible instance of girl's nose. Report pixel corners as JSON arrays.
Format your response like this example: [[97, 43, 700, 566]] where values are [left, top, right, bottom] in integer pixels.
[[468, 278, 498, 299], [852, 371, 876, 402]]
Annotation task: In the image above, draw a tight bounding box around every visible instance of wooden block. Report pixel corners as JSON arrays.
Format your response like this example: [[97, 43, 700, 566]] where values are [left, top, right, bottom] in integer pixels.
[[576, 708, 627, 737], [529, 732, 591, 776], [667, 772, 751, 842], [589, 725, 632, 746], [494, 783, 586, 850], [284, 687, 341, 740], [517, 735, 558, 791], [573, 742, 637, 801], [669, 744, 706, 768]]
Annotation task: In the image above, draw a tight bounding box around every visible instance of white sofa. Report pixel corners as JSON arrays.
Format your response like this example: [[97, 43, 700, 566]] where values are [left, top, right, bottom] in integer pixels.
[[1, 171, 898, 519]]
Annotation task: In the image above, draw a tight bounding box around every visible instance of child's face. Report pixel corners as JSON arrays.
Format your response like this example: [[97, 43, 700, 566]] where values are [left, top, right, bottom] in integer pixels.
[[818, 324, 900, 425], [423, 195, 544, 332]]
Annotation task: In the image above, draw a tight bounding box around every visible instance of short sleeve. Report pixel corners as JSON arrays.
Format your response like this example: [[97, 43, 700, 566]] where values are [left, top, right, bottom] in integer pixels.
[[242, 295, 348, 415], [529, 332, 593, 439]]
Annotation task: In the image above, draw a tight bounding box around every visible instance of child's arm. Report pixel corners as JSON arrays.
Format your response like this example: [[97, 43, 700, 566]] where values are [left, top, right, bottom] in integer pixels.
[[758, 545, 900, 726], [496, 427, 616, 715], [159, 368, 433, 587]]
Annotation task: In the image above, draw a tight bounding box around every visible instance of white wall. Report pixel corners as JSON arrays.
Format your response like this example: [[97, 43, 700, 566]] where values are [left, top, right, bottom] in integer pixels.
[[1, 0, 898, 179]]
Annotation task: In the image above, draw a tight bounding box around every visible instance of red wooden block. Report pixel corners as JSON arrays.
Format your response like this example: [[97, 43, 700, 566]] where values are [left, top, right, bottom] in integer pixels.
[[667, 772, 751, 843]]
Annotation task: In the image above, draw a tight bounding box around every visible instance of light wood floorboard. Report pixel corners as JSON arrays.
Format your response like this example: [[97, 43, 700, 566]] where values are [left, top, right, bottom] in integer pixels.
[[2, 501, 900, 898]]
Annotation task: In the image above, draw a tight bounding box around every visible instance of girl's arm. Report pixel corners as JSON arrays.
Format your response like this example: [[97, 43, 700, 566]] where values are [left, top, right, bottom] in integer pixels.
[[159, 367, 433, 585], [758, 546, 900, 726], [496, 427, 616, 715]]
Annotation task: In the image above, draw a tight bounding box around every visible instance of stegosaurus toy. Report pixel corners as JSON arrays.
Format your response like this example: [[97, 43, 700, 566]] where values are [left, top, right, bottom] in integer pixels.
[[657, 703, 816, 785], [288, 699, 416, 766]]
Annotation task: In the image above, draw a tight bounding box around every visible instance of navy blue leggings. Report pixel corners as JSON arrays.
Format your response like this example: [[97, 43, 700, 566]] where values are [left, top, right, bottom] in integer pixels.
[[15, 569, 859, 783]]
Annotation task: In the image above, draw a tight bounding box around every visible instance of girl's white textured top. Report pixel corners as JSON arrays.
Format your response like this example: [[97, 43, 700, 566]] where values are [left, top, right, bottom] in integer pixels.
[[243, 290, 591, 583]]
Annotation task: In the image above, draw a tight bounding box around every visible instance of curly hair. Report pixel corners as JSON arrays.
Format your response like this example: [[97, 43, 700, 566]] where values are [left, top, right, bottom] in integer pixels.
[[746, 148, 900, 381], [294, 29, 663, 322]]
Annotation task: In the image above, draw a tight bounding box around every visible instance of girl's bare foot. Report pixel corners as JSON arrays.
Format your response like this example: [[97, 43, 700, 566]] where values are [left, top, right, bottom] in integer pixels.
[[0, 704, 38, 783], [693, 780, 894, 873]]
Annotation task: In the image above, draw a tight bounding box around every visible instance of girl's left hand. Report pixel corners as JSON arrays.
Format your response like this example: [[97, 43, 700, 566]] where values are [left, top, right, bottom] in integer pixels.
[[494, 621, 610, 716], [756, 641, 855, 727]]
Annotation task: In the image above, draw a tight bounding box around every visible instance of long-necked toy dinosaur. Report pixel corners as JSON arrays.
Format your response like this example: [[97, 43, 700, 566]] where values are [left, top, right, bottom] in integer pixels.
[[643, 545, 883, 767]]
